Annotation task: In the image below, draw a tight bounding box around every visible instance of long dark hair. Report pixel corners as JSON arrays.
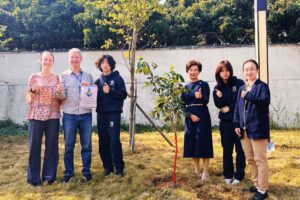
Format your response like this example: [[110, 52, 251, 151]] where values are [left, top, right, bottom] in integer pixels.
[[215, 60, 233, 87]]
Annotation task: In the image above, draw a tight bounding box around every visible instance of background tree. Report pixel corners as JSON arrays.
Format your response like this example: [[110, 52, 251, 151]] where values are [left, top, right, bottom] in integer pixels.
[[80, 0, 161, 150], [268, 0, 300, 43], [0, 0, 84, 50], [136, 58, 185, 186], [1, 0, 300, 50], [0, 1, 12, 49], [0, 25, 11, 49]]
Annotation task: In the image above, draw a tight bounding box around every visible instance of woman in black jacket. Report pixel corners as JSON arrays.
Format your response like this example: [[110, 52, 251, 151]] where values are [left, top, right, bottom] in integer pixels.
[[213, 60, 246, 185], [234, 59, 270, 200]]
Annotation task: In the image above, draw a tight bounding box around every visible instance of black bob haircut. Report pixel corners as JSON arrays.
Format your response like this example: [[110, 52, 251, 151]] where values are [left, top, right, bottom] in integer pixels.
[[95, 54, 116, 72]]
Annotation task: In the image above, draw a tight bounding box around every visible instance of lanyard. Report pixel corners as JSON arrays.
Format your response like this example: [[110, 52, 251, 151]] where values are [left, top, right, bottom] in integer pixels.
[[73, 73, 82, 93]]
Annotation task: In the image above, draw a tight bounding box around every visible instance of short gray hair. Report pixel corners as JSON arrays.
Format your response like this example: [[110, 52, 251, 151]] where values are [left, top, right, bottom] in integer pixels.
[[68, 48, 82, 57]]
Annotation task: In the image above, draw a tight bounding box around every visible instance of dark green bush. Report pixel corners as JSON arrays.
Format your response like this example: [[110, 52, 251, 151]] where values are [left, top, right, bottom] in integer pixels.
[[0, 120, 28, 136]]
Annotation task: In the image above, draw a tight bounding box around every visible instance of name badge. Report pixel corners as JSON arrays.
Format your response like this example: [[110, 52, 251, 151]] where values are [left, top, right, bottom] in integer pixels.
[[110, 80, 115, 86], [232, 86, 237, 92]]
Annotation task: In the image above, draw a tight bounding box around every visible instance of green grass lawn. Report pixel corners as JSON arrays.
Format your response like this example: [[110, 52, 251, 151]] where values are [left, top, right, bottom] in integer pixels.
[[0, 130, 299, 200]]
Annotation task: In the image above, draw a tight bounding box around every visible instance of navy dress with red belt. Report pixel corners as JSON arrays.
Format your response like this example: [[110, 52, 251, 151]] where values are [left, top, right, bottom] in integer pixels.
[[181, 80, 214, 158]]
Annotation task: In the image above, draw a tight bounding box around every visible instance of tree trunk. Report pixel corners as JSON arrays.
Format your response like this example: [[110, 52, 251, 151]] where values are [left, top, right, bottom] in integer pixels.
[[130, 78, 137, 151], [129, 28, 138, 150]]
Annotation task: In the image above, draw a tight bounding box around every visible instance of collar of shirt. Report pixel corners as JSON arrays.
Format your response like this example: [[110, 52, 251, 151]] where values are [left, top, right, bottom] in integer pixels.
[[246, 78, 258, 91], [65, 68, 83, 75]]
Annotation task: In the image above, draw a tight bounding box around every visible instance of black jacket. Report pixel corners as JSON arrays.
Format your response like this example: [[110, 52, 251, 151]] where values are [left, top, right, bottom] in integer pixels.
[[213, 76, 244, 121], [94, 71, 127, 114], [233, 79, 270, 139]]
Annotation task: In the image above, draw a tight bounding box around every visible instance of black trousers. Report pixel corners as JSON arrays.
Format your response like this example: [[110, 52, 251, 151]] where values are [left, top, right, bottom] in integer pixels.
[[97, 113, 124, 173], [219, 120, 246, 180], [27, 119, 59, 185]]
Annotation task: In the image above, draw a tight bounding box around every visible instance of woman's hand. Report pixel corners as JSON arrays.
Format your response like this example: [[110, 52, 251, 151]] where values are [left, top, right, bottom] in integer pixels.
[[235, 128, 241, 137], [195, 88, 202, 99], [56, 83, 64, 94], [190, 114, 200, 123], [215, 89, 222, 98], [31, 80, 40, 93], [220, 106, 230, 113], [241, 90, 248, 98], [241, 83, 250, 98]]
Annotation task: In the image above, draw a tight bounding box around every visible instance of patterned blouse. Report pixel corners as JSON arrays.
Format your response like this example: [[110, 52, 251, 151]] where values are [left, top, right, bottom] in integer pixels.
[[27, 73, 61, 120]]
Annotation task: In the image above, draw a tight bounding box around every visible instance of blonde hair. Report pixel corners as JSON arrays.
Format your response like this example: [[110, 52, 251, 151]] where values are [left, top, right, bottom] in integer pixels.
[[41, 51, 54, 62]]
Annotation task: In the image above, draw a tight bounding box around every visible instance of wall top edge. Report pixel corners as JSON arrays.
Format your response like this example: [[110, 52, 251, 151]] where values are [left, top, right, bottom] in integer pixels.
[[1, 44, 299, 54]]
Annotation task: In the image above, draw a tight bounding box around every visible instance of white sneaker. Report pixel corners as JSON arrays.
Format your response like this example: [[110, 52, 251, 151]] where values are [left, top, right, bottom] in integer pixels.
[[231, 179, 241, 185], [194, 170, 201, 178], [201, 172, 210, 181], [198, 172, 202, 178], [225, 178, 232, 185]]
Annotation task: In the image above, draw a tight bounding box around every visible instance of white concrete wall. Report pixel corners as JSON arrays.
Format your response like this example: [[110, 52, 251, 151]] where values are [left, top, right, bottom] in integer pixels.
[[0, 45, 299, 126]]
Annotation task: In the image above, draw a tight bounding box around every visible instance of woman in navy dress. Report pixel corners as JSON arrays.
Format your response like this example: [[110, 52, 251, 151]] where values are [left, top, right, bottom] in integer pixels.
[[181, 60, 213, 181], [213, 60, 245, 185]]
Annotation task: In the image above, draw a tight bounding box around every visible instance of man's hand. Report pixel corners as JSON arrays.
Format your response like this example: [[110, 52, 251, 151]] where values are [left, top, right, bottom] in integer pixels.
[[81, 81, 89, 87]]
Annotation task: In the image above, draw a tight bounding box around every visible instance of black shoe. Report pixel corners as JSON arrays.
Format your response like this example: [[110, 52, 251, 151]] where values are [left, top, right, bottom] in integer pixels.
[[103, 170, 113, 176], [28, 182, 42, 187], [47, 180, 55, 185], [243, 186, 258, 193], [116, 171, 124, 177], [82, 174, 92, 182], [251, 191, 269, 200], [60, 176, 74, 183], [43, 180, 55, 185]]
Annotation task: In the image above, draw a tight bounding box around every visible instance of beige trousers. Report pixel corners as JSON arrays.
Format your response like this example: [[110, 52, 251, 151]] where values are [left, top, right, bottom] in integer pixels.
[[240, 133, 269, 191]]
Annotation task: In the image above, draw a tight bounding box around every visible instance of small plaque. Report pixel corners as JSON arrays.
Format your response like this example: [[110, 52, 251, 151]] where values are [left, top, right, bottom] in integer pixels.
[[80, 85, 98, 108]]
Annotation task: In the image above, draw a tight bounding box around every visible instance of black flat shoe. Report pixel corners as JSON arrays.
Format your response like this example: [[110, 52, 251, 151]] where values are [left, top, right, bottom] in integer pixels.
[[28, 182, 42, 187], [251, 191, 269, 200], [60, 176, 74, 183], [82, 173, 92, 182], [116, 171, 124, 177], [103, 170, 113, 176]]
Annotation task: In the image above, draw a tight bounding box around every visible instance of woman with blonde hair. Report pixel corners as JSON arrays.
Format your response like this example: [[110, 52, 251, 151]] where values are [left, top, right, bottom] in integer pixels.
[[27, 51, 61, 186]]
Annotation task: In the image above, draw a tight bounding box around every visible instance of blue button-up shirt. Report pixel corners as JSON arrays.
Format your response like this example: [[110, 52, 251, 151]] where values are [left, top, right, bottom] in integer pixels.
[[57, 69, 94, 115]]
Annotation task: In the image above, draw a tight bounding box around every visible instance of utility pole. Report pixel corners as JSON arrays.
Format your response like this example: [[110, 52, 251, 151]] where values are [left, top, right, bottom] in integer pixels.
[[254, 0, 269, 84]]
